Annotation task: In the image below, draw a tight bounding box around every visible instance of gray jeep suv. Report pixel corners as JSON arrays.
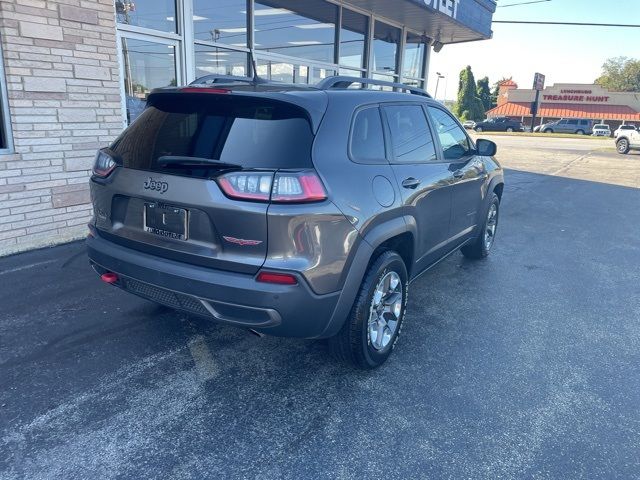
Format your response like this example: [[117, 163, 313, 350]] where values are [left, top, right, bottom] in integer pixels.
[[87, 76, 504, 369]]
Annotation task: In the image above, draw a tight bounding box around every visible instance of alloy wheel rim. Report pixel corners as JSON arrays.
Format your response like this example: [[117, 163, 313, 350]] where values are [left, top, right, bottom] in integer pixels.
[[368, 271, 403, 351], [484, 203, 498, 250], [618, 140, 627, 152]]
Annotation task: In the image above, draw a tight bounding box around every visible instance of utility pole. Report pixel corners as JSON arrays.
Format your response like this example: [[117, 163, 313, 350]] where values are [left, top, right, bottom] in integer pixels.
[[434, 72, 444, 100]]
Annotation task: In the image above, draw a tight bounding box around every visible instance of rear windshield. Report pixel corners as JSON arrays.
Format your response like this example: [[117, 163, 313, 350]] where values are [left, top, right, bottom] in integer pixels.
[[110, 93, 314, 174]]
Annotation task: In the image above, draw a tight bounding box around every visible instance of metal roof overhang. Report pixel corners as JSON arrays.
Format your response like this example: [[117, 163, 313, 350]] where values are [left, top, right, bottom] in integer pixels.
[[343, 0, 496, 44], [487, 102, 640, 121]]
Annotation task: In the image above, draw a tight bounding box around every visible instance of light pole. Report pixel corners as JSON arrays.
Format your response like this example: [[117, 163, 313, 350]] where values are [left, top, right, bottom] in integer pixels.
[[434, 72, 445, 100]]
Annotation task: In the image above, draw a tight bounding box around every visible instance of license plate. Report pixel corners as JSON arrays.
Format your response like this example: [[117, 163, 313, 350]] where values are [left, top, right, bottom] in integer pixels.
[[144, 203, 188, 240]]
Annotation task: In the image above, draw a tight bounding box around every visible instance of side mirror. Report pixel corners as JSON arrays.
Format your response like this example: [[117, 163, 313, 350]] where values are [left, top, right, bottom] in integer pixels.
[[476, 138, 497, 156]]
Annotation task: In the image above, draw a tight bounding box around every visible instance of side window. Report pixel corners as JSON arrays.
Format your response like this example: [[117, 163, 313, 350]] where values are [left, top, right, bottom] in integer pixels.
[[350, 107, 386, 163], [580, 120, 588, 126], [559, 119, 568, 125], [427, 106, 472, 161], [568, 119, 578, 125], [384, 105, 437, 163]]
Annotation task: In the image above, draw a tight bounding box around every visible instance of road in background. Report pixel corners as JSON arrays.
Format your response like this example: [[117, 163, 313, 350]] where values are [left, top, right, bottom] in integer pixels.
[[1, 137, 639, 479]]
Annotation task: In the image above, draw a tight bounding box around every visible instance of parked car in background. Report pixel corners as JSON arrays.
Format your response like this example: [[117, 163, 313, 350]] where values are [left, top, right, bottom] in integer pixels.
[[613, 124, 637, 138], [86, 75, 505, 369], [474, 117, 524, 132], [616, 126, 640, 154], [462, 120, 476, 130], [539, 118, 592, 135], [592, 124, 611, 137]]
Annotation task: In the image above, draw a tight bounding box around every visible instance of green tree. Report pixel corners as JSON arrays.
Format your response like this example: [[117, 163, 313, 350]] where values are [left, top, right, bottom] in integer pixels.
[[454, 66, 484, 121], [476, 76, 492, 112], [595, 57, 640, 92]]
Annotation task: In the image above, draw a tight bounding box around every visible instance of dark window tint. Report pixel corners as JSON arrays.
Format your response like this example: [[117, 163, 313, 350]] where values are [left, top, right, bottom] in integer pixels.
[[351, 107, 385, 162], [111, 94, 313, 176], [580, 120, 589, 125], [568, 119, 578, 125], [385, 105, 436, 163], [427, 107, 471, 160]]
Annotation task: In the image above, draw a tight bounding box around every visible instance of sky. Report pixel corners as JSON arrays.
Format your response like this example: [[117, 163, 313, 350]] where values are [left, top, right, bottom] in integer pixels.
[[428, 0, 640, 100]]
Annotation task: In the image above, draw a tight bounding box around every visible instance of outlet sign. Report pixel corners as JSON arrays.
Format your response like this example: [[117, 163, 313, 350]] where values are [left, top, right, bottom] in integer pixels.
[[422, 0, 459, 19]]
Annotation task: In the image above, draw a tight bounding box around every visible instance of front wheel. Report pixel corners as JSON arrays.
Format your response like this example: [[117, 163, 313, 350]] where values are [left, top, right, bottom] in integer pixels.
[[329, 251, 408, 369], [475, 126, 483, 132], [576, 130, 584, 135], [544, 129, 553, 134], [616, 138, 630, 154], [461, 193, 500, 260], [506, 127, 514, 132]]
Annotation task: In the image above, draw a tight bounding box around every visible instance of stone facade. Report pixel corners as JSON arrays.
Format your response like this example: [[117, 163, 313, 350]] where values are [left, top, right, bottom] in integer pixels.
[[0, 0, 122, 256]]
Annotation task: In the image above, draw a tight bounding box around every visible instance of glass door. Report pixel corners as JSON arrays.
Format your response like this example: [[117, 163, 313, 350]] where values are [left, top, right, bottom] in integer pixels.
[[119, 33, 182, 123]]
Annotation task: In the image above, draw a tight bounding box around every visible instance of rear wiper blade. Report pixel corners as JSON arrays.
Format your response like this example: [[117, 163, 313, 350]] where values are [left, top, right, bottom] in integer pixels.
[[157, 156, 242, 170]]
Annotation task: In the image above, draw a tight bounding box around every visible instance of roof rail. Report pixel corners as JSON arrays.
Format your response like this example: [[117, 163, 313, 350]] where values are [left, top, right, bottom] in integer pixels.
[[190, 74, 269, 86], [316, 76, 431, 98]]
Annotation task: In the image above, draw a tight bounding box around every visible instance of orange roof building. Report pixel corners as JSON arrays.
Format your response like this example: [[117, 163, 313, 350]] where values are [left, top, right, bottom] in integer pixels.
[[485, 83, 640, 128]]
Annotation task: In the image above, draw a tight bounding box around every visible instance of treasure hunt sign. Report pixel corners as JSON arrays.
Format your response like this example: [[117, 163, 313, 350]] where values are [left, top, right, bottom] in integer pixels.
[[543, 89, 610, 103]]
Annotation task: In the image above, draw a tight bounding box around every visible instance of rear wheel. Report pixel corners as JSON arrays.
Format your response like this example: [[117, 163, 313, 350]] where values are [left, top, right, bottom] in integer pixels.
[[329, 250, 408, 369], [461, 193, 500, 260], [544, 128, 553, 134], [475, 126, 483, 132], [616, 138, 630, 154], [506, 127, 514, 132], [576, 130, 584, 135]]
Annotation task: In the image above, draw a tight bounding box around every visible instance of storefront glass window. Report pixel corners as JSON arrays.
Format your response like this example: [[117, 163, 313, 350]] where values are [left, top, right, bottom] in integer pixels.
[[121, 38, 177, 123], [257, 59, 294, 83], [340, 9, 367, 69], [115, 0, 177, 33], [310, 67, 336, 84], [403, 32, 425, 80], [255, 0, 337, 64], [193, 0, 248, 47], [195, 45, 247, 78], [372, 21, 400, 75]]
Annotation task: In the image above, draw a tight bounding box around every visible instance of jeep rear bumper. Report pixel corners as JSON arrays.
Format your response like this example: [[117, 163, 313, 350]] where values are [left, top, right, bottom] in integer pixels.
[[86, 234, 343, 338]]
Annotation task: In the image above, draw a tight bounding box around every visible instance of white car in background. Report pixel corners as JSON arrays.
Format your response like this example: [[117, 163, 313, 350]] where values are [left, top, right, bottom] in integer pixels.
[[613, 124, 636, 138], [592, 124, 611, 137], [462, 120, 476, 130]]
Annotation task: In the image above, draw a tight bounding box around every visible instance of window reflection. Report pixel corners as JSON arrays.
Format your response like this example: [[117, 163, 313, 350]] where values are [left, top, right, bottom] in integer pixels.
[[340, 9, 367, 68], [115, 0, 177, 33], [372, 21, 400, 75], [195, 45, 247, 78], [255, 0, 337, 64], [257, 59, 294, 83], [403, 32, 425, 80], [193, 0, 248, 47], [121, 38, 177, 123]]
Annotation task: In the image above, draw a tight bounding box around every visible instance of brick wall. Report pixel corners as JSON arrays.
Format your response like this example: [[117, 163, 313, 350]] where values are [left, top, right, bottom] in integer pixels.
[[0, 0, 123, 256]]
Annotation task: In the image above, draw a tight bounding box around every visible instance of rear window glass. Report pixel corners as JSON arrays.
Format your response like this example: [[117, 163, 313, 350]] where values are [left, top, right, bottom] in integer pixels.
[[350, 107, 386, 163], [111, 94, 314, 174]]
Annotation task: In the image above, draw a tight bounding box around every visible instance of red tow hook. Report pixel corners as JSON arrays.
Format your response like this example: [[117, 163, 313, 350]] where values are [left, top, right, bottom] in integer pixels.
[[101, 272, 119, 284]]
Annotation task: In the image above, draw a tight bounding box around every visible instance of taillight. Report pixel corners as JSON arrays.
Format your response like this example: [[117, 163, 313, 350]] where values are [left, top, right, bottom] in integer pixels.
[[218, 172, 274, 201], [92, 149, 117, 178], [217, 170, 327, 203], [271, 172, 327, 203], [256, 271, 298, 285]]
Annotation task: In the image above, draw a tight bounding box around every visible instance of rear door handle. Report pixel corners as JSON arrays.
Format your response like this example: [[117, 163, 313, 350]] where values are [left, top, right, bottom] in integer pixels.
[[401, 177, 421, 189], [452, 170, 464, 179]]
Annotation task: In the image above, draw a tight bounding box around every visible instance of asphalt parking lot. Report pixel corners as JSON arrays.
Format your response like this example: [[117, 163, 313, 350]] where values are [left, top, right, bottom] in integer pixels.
[[1, 135, 639, 479]]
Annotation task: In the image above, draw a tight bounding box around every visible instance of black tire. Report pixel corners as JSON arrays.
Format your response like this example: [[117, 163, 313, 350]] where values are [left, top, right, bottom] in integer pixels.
[[461, 193, 500, 260], [576, 130, 584, 135], [329, 250, 408, 369], [544, 128, 553, 134], [506, 127, 514, 132], [475, 126, 483, 132], [616, 138, 630, 155]]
